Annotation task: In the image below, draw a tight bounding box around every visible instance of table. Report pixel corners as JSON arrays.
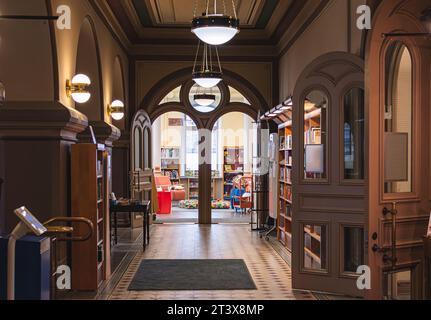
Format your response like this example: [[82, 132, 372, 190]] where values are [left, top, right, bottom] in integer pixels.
[[110, 201, 151, 251]]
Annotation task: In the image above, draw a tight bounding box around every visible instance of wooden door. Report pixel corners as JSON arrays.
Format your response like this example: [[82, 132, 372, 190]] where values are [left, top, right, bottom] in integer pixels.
[[366, 0, 431, 300], [292, 52, 366, 297]]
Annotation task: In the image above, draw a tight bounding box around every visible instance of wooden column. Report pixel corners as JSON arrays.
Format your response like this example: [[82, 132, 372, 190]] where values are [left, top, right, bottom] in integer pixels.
[[0, 101, 87, 234], [198, 129, 212, 224]]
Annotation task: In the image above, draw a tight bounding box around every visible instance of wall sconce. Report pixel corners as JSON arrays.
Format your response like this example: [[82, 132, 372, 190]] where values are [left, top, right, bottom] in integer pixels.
[[108, 100, 125, 121], [66, 74, 91, 104]]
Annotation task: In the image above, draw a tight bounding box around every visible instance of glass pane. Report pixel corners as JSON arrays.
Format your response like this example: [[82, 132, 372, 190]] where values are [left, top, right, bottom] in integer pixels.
[[384, 43, 412, 194], [189, 84, 221, 113], [344, 88, 365, 180], [143, 129, 149, 169], [159, 86, 181, 104], [303, 224, 327, 271], [383, 270, 412, 300], [343, 227, 364, 273], [229, 86, 250, 104], [134, 127, 141, 170], [303, 91, 327, 180]]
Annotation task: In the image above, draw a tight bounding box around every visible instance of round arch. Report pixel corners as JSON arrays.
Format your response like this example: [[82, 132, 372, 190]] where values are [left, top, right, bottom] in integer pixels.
[[138, 67, 268, 130], [75, 16, 104, 121]]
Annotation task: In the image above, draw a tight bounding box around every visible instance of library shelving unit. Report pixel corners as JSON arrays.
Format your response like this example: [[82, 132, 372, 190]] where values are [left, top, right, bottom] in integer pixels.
[[71, 143, 109, 291], [278, 122, 293, 251], [161, 147, 180, 181], [223, 147, 244, 200], [304, 224, 326, 270]]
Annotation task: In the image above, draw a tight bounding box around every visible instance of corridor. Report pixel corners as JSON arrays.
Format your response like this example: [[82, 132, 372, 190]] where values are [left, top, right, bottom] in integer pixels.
[[109, 224, 315, 301]]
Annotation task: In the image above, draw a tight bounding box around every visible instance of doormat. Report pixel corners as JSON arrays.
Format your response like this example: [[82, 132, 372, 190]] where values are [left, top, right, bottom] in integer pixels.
[[128, 259, 257, 291]]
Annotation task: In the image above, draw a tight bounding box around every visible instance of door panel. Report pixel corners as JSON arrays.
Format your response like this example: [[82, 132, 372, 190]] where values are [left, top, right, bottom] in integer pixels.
[[292, 53, 365, 297], [366, 0, 431, 300]]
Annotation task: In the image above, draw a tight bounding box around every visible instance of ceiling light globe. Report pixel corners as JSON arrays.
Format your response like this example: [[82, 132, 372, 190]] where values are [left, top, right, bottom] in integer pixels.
[[193, 78, 222, 88], [192, 15, 240, 45]]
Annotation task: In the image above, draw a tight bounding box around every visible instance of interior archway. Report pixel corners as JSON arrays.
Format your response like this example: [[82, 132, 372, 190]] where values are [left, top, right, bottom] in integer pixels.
[[75, 17, 103, 121]]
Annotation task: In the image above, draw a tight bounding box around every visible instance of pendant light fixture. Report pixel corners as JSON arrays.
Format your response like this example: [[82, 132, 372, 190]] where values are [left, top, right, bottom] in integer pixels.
[[193, 85, 216, 106], [192, 41, 223, 88], [192, 0, 240, 45]]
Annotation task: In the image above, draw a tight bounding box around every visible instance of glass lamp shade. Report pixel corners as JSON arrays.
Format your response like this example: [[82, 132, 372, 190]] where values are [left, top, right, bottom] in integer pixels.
[[194, 94, 216, 107], [192, 15, 240, 45], [71, 92, 91, 104], [193, 71, 222, 88], [110, 100, 125, 121], [71, 74, 91, 86]]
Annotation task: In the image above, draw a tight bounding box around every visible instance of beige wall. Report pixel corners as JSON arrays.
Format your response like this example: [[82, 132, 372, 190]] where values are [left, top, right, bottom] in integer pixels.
[[278, 0, 366, 101], [50, 0, 129, 125], [0, 0, 129, 127], [135, 60, 273, 109], [0, 0, 55, 101]]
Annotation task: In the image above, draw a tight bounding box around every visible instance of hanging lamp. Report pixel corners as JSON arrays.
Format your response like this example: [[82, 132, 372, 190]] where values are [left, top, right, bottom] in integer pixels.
[[192, 41, 223, 88], [193, 86, 216, 106], [192, 0, 240, 45]]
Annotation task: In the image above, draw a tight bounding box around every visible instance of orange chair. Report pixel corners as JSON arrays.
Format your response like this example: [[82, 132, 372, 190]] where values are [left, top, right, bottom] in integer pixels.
[[154, 176, 186, 202]]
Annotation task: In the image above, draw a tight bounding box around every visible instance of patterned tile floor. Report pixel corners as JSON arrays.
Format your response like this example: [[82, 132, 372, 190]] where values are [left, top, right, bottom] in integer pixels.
[[108, 224, 316, 300]]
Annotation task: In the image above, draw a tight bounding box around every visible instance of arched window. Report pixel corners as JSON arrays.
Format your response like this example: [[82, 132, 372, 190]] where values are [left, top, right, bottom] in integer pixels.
[[160, 86, 181, 104], [384, 43, 413, 194], [229, 86, 250, 105], [343, 87, 364, 180], [303, 90, 328, 180]]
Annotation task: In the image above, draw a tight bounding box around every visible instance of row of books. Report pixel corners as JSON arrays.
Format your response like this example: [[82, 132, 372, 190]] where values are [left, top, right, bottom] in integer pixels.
[[280, 167, 292, 184], [162, 170, 179, 179], [280, 184, 292, 202], [304, 128, 321, 145], [279, 135, 293, 150], [161, 147, 180, 159]]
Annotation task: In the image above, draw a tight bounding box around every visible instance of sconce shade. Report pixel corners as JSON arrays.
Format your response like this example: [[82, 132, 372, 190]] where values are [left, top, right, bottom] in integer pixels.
[[109, 100, 125, 121]]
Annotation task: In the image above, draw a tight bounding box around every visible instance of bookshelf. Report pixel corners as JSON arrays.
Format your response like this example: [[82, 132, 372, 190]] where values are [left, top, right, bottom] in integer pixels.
[[223, 147, 244, 200], [304, 225, 326, 270], [161, 147, 180, 180], [278, 122, 293, 251], [71, 143, 109, 291]]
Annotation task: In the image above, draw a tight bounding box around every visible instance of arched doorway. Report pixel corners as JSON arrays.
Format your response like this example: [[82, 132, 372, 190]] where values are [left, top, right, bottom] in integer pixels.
[[152, 110, 200, 223], [210, 111, 256, 224], [137, 67, 266, 224]]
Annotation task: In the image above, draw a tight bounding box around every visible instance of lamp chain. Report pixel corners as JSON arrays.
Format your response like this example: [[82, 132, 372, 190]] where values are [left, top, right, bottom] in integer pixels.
[[193, 0, 198, 17], [232, 0, 237, 19]]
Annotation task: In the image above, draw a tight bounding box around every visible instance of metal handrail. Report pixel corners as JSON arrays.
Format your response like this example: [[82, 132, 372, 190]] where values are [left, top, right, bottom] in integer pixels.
[[43, 217, 94, 242]]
